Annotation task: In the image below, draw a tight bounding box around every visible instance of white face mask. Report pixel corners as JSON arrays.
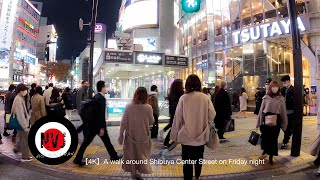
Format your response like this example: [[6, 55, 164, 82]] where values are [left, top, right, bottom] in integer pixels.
[[271, 87, 279, 94], [265, 85, 269, 90], [21, 90, 28, 96]]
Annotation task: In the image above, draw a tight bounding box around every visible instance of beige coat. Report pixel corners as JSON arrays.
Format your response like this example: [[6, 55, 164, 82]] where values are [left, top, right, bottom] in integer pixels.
[[256, 95, 288, 131], [170, 91, 216, 146], [30, 94, 47, 125], [119, 103, 154, 174]]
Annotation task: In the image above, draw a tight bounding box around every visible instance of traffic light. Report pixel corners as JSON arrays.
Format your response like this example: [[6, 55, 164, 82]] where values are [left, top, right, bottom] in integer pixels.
[[45, 46, 49, 61]]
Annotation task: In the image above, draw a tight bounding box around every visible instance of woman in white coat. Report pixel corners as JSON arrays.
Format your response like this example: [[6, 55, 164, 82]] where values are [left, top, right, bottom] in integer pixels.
[[237, 88, 248, 118], [12, 84, 32, 162]]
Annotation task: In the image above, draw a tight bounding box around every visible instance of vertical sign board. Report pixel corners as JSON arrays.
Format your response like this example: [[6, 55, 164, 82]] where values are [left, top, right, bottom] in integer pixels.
[[0, 0, 19, 51]]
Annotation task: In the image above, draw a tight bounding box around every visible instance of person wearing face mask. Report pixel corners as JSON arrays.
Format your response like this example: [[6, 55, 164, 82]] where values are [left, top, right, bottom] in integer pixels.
[[149, 85, 159, 139], [256, 81, 287, 165], [11, 84, 32, 162], [214, 80, 232, 140], [265, 78, 272, 94], [73, 81, 122, 166], [280, 75, 295, 149]]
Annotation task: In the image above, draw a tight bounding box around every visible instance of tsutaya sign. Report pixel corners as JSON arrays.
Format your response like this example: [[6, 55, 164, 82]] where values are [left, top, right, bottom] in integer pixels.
[[233, 17, 308, 45]]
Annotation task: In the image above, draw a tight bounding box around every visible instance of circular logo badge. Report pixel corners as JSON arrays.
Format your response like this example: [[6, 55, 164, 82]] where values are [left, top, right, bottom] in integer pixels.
[[28, 116, 78, 165]]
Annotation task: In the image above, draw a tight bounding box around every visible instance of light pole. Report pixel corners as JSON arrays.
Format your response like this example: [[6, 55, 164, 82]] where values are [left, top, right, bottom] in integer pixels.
[[88, 0, 99, 98], [78, 0, 99, 98], [288, 0, 303, 157]]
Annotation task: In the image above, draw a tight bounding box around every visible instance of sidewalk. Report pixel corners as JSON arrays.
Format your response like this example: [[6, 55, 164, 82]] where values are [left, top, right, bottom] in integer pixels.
[[0, 111, 318, 179]]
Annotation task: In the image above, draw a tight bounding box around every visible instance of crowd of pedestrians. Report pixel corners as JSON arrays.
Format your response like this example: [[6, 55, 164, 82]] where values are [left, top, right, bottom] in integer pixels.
[[0, 73, 319, 179]]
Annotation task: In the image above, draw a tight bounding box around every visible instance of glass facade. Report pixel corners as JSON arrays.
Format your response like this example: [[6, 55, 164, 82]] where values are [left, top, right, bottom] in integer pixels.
[[178, 0, 311, 101]]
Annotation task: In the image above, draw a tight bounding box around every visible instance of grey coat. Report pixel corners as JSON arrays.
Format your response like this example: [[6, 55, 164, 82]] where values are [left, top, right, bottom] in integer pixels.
[[256, 95, 288, 131], [76, 86, 88, 113]]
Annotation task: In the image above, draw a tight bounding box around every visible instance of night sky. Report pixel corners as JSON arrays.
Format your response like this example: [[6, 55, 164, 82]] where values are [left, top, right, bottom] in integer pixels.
[[34, 0, 122, 60]]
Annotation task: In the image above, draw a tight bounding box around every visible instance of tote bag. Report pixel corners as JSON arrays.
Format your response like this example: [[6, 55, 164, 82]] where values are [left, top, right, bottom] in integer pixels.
[[8, 114, 23, 131], [206, 123, 220, 150]]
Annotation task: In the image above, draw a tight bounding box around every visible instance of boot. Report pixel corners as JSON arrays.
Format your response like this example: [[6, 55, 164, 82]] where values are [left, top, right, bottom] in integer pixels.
[[269, 155, 273, 165]]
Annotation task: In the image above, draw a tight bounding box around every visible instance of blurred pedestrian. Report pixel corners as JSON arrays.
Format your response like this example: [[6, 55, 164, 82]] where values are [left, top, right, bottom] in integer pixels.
[[232, 90, 239, 111], [43, 83, 54, 106], [214, 81, 232, 140], [280, 75, 294, 149], [76, 80, 89, 133], [304, 87, 311, 115], [48, 88, 65, 118], [211, 86, 220, 107], [118, 87, 154, 179], [160, 79, 184, 147], [12, 84, 32, 162], [256, 81, 287, 165], [254, 87, 266, 115], [62, 87, 73, 119], [171, 74, 216, 180], [202, 87, 210, 97], [149, 85, 159, 139], [265, 78, 272, 94], [73, 81, 122, 166], [29, 83, 36, 110], [30, 86, 46, 125], [3, 85, 17, 139], [237, 88, 248, 118]]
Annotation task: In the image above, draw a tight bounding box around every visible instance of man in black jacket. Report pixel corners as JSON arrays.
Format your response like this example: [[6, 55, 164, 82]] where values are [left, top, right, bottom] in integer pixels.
[[73, 81, 122, 165], [280, 75, 295, 149], [214, 81, 232, 140]]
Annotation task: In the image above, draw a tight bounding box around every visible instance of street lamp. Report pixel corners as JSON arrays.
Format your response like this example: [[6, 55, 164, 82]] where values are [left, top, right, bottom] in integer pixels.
[[79, 0, 99, 98]]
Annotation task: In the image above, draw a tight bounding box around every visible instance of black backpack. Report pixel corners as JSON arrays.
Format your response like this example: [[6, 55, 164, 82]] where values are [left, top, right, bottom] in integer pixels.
[[79, 98, 98, 124]]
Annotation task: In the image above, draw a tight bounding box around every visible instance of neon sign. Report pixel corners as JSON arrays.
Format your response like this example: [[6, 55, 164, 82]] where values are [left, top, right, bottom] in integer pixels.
[[94, 24, 104, 33], [233, 17, 307, 44]]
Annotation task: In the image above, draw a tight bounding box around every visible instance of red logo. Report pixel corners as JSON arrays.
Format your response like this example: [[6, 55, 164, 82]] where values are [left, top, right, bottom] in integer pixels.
[[41, 129, 65, 151]]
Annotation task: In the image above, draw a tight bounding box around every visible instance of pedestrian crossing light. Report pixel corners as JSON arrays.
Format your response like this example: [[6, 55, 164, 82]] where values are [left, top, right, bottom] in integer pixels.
[[181, 0, 201, 13]]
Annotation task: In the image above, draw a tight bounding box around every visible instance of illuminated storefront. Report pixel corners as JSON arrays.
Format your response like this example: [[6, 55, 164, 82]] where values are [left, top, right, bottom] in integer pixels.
[[177, 0, 320, 104]]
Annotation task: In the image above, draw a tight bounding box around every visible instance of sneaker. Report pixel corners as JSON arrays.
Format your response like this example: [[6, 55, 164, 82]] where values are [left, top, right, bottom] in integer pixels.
[[110, 154, 123, 161], [20, 158, 32, 162], [159, 129, 165, 140], [160, 149, 169, 160], [280, 143, 287, 149], [73, 159, 85, 166], [3, 131, 10, 137]]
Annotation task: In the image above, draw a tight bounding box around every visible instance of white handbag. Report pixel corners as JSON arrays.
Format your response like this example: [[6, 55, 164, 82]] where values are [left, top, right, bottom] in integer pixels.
[[206, 123, 220, 150], [265, 115, 277, 126], [310, 135, 320, 156]]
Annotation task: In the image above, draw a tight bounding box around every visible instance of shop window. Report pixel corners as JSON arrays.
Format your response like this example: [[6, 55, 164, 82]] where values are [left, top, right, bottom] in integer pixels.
[[230, 0, 241, 31], [252, 0, 263, 24]]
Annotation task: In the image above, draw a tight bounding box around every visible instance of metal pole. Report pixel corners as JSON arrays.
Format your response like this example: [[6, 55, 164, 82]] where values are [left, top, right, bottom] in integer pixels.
[[288, 0, 303, 157], [88, 0, 98, 98]]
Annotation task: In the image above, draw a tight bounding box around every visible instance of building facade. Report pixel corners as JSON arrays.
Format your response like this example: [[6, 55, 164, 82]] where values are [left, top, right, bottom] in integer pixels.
[[36, 24, 58, 62], [177, 0, 320, 112], [0, 0, 41, 89]]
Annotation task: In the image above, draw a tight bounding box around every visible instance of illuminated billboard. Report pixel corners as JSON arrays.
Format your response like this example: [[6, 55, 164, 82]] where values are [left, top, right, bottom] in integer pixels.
[[119, 0, 158, 32]]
